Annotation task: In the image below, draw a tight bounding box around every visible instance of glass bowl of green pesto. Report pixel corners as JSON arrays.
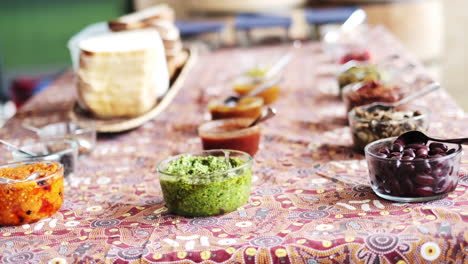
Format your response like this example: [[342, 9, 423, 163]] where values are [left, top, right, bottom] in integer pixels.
[[158, 149, 253, 217]]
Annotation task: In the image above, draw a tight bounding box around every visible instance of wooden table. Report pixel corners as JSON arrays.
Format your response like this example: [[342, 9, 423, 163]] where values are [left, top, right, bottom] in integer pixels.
[[0, 27, 467, 263]]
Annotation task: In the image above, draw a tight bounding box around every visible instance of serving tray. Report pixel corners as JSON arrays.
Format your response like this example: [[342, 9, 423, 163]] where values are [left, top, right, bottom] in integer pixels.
[[69, 46, 197, 133]]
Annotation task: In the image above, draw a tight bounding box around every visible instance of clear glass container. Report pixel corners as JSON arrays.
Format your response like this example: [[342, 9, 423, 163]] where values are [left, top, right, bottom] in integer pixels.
[[35, 122, 96, 155], [349, 104, 430, 150], [158, 150, 252, 217], [198, 118, 261, 156], [232, 74, 280, 105], [343, 80, 404, 112], [0, 160, 64, 225], [337, 61, 382, 95], [12, 139, 78, 178], [208, 96, 264, 120], [365, 137, 462, 202]]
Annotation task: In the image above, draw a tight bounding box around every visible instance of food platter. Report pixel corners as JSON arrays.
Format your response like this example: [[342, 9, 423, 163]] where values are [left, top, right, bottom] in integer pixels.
[[69, 46, 197, 133]]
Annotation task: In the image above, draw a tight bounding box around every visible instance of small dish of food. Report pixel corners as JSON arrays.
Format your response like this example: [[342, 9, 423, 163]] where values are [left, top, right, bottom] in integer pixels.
[[337, 62, 382, 95], [232, 70, 281, 105], [26, 122, 96, 155], [0, 161, 64, 226], [158, 150, 252, 217], [208, 96, 264, 120], [365, 137, 462, 202], [12, 139, 78, 178], [339, 49, 371, 64], [349, 104, 430, 150], [343, 80, 404, 112], [198, 118, 261, 156]]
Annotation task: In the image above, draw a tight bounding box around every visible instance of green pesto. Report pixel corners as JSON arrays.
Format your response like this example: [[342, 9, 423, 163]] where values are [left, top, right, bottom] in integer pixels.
[[160, 155, 251, 217]]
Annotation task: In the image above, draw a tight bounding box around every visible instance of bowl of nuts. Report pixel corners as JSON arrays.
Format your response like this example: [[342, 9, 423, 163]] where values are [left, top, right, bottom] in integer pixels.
[[349, 104, 430, 150], [365, 137, 462, 202]]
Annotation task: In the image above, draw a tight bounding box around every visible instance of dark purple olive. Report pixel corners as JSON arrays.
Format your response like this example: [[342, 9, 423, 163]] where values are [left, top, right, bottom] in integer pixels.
[[435, 179, 454, 194], [391, 143, 404, 153], [447, 148, 456, 155], [391, 152, 403, 157], [413, 174, 435, 186], [401, 177, 414, 195], [379, 146, 390, 154], [403, 149, 415, 157], [390, 179, 402, 196], [407, 144, 425, 150], [416, 148, 428, 158], [415, 186, 435, 197], [431, 168, 444, 178], [375, 152, 387, 158], [401, 163, 415, 173], [394, 139, 405, 147], [429, 147, 445, 155], [420, 145, 430, 151], [402, 156, 414, 161], [429, 142, 448, 151], [429, 154, 444, 159]]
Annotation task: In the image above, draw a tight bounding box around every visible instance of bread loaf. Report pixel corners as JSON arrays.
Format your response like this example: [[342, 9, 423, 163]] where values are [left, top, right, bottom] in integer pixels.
[[77, 29, 169, 119]]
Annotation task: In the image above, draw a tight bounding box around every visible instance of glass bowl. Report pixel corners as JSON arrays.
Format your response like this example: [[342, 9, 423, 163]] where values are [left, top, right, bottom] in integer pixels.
[[342, 81, 404, 112], [349, 104, 430, 150], [34, 122, 96, 155], [158, 150, 253, 217], [365, 137, 462, 202], [232, 75, 280, 105], [0, 160, 64, 225], [337, 61, 382, 95], [198, 118, 261, 156], [12, 139, 78, 178], [208, 96, 264, 120]]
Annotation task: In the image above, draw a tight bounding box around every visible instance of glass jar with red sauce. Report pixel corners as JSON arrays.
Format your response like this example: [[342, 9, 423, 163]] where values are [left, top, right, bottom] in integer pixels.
[[198, 118, 261, 156], [343, 80, 404, 112], [0, 161, 64, 226]]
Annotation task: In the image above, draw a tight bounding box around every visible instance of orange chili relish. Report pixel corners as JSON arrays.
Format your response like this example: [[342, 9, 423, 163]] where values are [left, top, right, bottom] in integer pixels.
[[0, 162, 64, 226]]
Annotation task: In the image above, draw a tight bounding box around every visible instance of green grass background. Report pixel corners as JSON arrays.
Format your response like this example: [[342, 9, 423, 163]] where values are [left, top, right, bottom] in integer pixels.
[[0, 0, 128, 69]]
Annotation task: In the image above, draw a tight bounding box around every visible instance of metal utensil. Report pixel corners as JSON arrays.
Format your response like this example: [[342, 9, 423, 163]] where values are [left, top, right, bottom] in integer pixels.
[[365, 82, 440, 112], [323, 8, 367, 43], [248, 107, 277, 127], [0, 140, 36, 156], [224, 76, 283, 106], [22, 123, 41, 133], [396, 131, 468, 146]]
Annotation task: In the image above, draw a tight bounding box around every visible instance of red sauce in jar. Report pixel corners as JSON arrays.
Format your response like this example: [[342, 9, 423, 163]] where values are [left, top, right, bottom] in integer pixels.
[[199, 119, 261, 156]]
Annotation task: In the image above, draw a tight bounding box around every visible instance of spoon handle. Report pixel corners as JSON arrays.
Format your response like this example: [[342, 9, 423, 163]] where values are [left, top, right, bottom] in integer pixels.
[[431, 137, 468, 145], [249, 107, 277, 127], [264, 53, 293, 80], [393, 82, 440, 108], [247, 76, 283, 97], [0, 140, 36, 156], [22, 123, 41, 133]]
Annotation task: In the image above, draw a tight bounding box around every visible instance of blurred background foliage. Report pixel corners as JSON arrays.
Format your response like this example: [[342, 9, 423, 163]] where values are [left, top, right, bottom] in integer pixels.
[[0, 0, 129, 69]]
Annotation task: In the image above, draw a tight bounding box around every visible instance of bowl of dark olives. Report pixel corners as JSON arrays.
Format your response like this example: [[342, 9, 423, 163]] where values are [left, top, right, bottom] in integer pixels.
[[364, 137, 462, 202]]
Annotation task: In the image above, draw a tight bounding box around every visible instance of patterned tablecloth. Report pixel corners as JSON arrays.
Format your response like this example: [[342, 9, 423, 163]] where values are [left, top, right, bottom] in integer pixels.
[[0, 27, 467, 264]]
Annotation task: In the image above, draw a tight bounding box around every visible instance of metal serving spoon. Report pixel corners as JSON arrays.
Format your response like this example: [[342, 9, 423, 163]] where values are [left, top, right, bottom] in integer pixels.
[[224, 76, 283, 106], [396, 131, 468, 146], [22, 123, 41, 133], [249, 107, 277, 127], [0, 139, 36, 156], [365, 82, 440, 112]]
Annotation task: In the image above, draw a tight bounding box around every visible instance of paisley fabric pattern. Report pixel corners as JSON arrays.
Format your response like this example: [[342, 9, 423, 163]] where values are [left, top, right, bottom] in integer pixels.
[[0, 27, 467, 263]]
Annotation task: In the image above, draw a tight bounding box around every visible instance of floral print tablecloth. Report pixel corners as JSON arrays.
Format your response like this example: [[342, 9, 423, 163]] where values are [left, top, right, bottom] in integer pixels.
[[0, 27, 467, 264]]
